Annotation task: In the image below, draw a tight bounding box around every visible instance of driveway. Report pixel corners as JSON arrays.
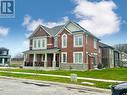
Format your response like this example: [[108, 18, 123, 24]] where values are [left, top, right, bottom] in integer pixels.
[[0, 77, 111, 95]]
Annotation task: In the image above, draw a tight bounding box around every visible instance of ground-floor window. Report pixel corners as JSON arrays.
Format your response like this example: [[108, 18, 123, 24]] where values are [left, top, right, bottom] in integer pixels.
[[73, 52, 83, 64], [61, 52, 67, 63]]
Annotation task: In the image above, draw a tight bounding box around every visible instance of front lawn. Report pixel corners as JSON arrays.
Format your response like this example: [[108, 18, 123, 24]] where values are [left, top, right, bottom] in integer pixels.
[[0, 68, 127, 81], [0, 71, 117, 89]]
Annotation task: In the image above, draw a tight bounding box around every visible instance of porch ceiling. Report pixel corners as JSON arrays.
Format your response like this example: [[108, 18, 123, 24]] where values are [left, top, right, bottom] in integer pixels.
[[23, 48, 60, 54]]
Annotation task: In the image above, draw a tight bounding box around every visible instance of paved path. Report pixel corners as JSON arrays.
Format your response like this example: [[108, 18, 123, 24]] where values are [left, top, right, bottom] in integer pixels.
[[0, 70, 124, 83], [0, 77, 111, 95]]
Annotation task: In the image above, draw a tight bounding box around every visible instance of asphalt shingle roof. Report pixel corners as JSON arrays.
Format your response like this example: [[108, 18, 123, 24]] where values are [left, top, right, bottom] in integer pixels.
[[41, 25, 64, 36], [29, 20, 99, 39]]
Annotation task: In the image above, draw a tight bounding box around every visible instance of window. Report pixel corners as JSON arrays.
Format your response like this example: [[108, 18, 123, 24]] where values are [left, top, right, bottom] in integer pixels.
[[61, 52, 67, 63], [34, 40, 36, 48], [42, 39, 46, 48], [73, 52, 83, 64], [33, 38, 47, 49], [62, 34, 67, 48], [54, 37, 58, 47], [2, 51, 7, 55], [74, 34, 83, 47], [94, 39, 97, 49], [38, 39, 41, 48]]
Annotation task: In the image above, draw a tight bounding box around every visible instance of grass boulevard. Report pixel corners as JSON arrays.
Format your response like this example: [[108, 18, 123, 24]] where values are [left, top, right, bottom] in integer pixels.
[[0, 68, 126, 89]]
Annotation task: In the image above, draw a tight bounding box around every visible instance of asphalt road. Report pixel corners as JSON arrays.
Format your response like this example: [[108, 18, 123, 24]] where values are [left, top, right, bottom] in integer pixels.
[[0, 78, 110, 95]]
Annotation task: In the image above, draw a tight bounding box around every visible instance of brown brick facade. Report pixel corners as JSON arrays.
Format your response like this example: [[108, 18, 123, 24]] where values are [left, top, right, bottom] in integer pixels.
[[47, 37, 54, 49], [26, 22, 100, 70]]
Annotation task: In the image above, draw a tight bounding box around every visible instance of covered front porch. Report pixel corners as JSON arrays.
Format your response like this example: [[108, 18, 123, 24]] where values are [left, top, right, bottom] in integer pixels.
[[23, 49, 60, 70]]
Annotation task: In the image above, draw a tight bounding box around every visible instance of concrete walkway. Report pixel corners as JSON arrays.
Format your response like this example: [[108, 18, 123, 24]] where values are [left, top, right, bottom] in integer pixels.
[[0, 70, 125, 83]]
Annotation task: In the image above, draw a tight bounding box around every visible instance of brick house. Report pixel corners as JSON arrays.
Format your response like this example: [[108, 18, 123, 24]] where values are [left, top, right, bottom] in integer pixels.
[[23, 20, 100, 70]]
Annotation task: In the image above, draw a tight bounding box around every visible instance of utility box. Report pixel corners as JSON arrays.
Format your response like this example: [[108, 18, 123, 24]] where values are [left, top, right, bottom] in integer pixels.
[[70, 74, 77, 82]]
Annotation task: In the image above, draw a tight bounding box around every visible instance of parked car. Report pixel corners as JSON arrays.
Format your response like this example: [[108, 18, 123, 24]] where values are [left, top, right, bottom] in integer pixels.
[[111, 83, 127, 95]]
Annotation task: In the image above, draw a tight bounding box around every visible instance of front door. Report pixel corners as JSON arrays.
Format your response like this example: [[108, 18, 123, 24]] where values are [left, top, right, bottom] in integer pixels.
[[88, 56, 93, 70], [47, 54, 53, 67]]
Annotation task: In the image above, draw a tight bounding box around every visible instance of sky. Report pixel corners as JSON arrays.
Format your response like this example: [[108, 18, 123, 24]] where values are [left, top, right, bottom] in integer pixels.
[[0, 0, 127, 57]]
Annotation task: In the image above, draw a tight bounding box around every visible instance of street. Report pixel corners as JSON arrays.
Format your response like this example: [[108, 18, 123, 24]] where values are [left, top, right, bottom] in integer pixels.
[[0, 77, 111, 95]]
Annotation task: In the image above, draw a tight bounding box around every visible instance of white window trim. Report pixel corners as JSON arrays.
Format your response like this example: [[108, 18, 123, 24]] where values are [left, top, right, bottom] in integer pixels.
[[86, 34, 88, 44], [74, 34, 83, 47], [61, 52, 67, 63], [62, 34, 67, 48], [73, 52, 83, 64], [32, 37, 47, 49]]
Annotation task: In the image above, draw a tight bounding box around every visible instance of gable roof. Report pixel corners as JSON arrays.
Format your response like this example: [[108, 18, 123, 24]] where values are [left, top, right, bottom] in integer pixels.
[[28, 20, 99, 40], [29, 25, 51, 39], [41, 25, 64, 36], [69, 20, 100, 40], [29, 25, 64, 38]]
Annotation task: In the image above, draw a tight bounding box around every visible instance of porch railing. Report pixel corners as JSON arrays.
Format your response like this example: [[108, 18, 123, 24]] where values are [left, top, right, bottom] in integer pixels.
[[24, 61, 59, 67], [24, 62, 33, 66], [35, 62, 44, 66]]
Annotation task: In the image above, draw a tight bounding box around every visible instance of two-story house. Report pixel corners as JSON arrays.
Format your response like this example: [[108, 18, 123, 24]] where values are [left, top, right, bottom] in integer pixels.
[[23, 20, 100, 70], [0, 47, 11, 66]]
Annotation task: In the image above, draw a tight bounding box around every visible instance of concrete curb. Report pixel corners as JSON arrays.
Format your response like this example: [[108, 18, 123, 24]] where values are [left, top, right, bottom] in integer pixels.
[[0, 76, 111, 94]]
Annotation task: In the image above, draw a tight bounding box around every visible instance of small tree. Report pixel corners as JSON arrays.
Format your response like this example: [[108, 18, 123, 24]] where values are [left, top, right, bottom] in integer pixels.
[[114, 44, 127, 53]]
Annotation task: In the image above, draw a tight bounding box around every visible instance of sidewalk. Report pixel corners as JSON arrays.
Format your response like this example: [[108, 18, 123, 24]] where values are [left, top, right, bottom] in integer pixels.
[[0, 70, 125, 83]]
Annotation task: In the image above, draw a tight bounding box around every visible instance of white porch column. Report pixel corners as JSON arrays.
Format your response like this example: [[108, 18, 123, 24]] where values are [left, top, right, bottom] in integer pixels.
[[2, 58, 5, 65], [44, 53, 47, 68], [33, 53, 36, 67], [41, 54, 44, 62], [52, 53, 56, 69]]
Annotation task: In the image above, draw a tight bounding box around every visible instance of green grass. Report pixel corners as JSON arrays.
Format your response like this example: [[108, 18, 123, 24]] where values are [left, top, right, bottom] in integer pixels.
[[1, 68, 127, 81], [0, 71, 117, 89]]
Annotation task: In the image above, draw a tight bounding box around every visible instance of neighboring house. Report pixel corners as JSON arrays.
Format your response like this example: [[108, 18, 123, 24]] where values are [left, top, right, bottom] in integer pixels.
[[99, 43, 114, 68], [0, 47, 11, 66], [114, 50, 121, 67], [23, 20, 100, 70]]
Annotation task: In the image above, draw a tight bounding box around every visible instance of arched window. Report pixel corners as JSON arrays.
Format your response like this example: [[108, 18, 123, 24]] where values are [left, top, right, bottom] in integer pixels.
[[62, 34, 67, 48]]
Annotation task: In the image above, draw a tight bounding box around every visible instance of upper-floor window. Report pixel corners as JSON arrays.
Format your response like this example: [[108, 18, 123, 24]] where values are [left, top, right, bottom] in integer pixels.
[[42, 39, 46, 48], [62, 34, 67, 48], [38, 39, 41, 48], [54, 37, 58, 47], [0, 51, 7, 55], [94, 39, 97, 49], [74, 34, 83, 47], [33, 38, 47, 49], [34, 40, 36, 48]]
